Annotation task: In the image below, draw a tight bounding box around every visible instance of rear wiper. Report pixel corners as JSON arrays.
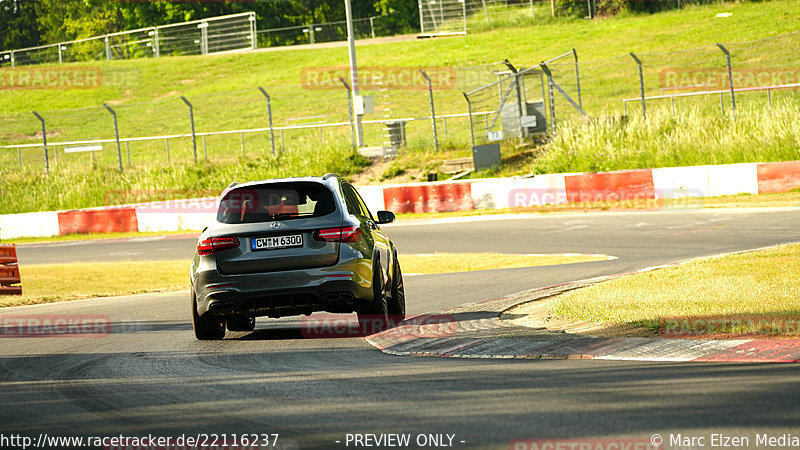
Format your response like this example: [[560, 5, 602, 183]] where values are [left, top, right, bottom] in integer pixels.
[[270, 212, 314, 220], [270, 213, 300, 220]]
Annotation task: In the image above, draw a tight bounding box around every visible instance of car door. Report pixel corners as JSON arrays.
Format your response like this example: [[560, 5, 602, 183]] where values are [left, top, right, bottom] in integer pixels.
[[341, 182, 391, 284]]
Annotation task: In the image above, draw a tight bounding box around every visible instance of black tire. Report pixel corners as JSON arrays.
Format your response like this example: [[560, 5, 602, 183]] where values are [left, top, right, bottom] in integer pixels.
[[227, 316, 256, 332], [357, 261, 389, 335], [191, 290, 225, 340], [388, 257, 406, 324]]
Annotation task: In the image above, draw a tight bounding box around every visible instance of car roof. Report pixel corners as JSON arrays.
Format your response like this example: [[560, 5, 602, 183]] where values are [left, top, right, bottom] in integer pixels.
[[238, 174, 346, 188], [218, 175, 343, 200]]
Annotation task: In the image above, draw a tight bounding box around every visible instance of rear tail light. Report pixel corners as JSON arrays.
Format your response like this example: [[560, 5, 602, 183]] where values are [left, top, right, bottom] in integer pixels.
[[197, 236, 240, 255], [314, 225, 361, 243]]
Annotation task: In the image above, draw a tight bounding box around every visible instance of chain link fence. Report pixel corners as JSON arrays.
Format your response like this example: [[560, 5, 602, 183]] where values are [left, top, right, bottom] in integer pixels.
[[0, 13, 258, 67], [464, 51, 584, 146], [0, 12, 405, 68], [2, 3, 799, 175]]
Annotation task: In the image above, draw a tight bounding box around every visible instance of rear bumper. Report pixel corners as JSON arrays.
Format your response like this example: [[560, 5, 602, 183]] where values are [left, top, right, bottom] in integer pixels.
[[192, 256, 373, 319]]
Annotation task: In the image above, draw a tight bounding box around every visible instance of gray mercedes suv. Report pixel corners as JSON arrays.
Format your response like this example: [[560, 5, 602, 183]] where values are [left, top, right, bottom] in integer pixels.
[[190, 174, 405, 340]]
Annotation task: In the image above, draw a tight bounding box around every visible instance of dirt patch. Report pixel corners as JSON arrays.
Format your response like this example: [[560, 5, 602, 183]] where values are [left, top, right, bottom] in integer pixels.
[[502, 296, 658, 338], [154, 90, 180, 101], [3, 129, 64, 140], [350, 157, 435, 186]]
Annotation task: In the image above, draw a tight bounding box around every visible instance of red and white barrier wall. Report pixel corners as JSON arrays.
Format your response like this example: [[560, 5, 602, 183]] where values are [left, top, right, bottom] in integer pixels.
[[2, 160, 799, 240]]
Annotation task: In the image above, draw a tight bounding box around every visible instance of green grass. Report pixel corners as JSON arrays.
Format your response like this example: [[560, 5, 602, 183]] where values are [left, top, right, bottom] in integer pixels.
[[551, 243, 800, 336], [1, 0, 800, 214], [531, 105, 800, 174], [0, 145, 370, 214], [4, 259, 190, 308]]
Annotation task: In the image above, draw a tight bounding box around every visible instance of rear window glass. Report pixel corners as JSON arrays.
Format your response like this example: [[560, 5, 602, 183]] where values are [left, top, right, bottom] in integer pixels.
[[216, 182, 336, 224]]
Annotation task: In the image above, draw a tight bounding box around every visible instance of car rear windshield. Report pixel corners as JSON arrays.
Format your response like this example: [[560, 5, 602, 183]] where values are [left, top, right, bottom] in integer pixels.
[[216, 181, 336, 224]]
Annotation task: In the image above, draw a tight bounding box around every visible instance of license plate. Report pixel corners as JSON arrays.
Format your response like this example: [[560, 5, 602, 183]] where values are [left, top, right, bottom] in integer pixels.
[[251, 234, 303, 251]]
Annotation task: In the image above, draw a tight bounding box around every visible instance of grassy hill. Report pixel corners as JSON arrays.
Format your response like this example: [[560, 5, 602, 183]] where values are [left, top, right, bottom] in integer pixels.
[[1, 0, 799, 214]]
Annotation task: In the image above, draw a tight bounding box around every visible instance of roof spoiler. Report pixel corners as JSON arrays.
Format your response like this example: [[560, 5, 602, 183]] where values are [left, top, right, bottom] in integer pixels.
[[322, 173, 341, 180]]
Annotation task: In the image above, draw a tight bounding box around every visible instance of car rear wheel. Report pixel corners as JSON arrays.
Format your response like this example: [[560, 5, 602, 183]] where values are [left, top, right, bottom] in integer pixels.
[[388, 258, 406, 325], [192, 290, 226, 340], [227, 316, 256, 332], [357, 261, 389, 335]]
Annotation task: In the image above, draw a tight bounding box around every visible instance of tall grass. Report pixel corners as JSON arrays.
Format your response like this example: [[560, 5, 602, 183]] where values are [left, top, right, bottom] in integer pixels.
[[0, 145, 369, 214], [532, 103, 800, 174]]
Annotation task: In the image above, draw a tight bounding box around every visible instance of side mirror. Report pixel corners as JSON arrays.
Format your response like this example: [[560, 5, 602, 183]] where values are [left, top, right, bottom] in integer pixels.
[[376, 210, 396, 225]]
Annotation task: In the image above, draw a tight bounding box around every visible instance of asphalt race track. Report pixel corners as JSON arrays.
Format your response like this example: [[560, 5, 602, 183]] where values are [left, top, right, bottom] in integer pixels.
[[4, 208, 800, 449]]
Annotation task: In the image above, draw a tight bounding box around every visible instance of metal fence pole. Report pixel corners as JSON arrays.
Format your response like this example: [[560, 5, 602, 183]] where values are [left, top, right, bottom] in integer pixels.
[[105, 36, 112, 60], [503, 60, 525, 139], [463, 92, 475, 148], [419, 1, 426, 35], [573, 49, 583, 112], [249, 14, 257, 50], [17, 147, 22, 167], [540, 64, 557, 134], [58, 45, 63, 64], [530, 0, 535, 18], [462, 0, 467, 33], [153, 27, 160, 58], [126, 141, 131, 166], [630, 52, 646, 119], [180, 96, 198, 164], [443, 117, 448, 140], [165, 138, 171, 163], [203, 135, 207, 159], [199, 22, 209, 55], [307, 24, 315, 44], [103, 103, 124, 173], [716, 43, 736, 117], [370, 17, 376, 39], [481, 0, 490, 25], [420, 70, 439, 153], [258, 87, 276, 155], [340, 77, 356, 149], [32, 111, 49, 176], [344, 0, 364, 147]]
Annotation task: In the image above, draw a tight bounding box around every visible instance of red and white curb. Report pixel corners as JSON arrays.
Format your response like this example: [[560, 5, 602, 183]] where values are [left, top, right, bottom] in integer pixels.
[[367, 247, 800, 364], [3, 160, 800, 240]]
